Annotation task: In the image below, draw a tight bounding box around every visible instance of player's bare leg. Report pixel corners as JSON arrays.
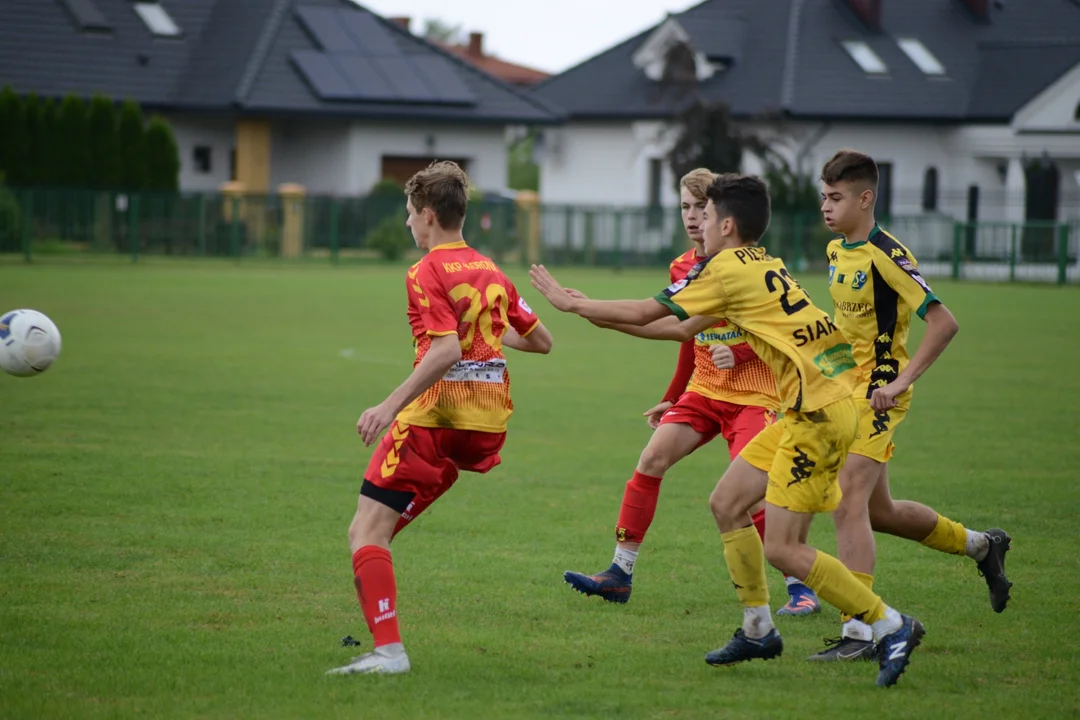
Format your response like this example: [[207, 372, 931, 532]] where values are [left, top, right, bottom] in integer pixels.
[[807, 454, 882, 660], [868, 465, 1012, 612], [328, 493, 411, 675], [565, 422, 702, 603], [763, 503, 924, 686], [771, 498, 820, 616], [704, 459, 784, 665]]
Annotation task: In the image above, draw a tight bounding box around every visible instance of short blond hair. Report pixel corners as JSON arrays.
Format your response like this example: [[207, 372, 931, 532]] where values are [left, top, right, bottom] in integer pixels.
[[680, 168, 717, 202], [404, 161, 470, 230]]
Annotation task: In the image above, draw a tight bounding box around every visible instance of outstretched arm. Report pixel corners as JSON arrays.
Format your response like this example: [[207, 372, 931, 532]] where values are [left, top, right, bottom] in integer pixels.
[[600, 314, 715, 342], [357, 334, 462, 446], [529, 264, 671, 326]]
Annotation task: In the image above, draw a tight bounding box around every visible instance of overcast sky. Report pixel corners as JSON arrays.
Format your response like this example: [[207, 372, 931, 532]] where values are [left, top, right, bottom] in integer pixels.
[[351, 0, 701, 74]]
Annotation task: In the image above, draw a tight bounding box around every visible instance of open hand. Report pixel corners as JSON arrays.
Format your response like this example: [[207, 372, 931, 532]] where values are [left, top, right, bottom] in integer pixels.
[[529, 265, 576, 312]]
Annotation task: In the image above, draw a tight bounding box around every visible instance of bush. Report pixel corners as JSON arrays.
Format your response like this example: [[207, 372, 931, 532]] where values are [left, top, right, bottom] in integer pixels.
[[145, 116, 179, 191], [365, 215, 412, 261], [366, 178, 404, 233]]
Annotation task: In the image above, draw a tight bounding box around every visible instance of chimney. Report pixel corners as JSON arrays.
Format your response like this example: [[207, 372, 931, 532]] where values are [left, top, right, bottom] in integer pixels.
[[389, 16, 411, 31], [956, 0, 990, 20], [844, 0, 882, 30], [468, 31, 483, 58]]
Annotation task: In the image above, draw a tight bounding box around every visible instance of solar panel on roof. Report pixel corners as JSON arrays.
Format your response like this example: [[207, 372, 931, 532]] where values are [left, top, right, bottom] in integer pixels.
[[332, 55, 398, 102], [409, 56, 477, 104], [290, 6, 477, 106], [295, 6, 357, 52], [338, 10, 402, 57], [371, 57, 438, 103], [291, 50, 355, 100]]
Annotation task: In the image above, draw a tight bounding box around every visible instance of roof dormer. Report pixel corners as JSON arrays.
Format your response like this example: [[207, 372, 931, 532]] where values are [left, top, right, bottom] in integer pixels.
[[632, 17, 719, 83]]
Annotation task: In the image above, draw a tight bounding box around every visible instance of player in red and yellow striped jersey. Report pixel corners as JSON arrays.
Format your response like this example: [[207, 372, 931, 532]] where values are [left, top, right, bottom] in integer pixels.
[[328, 162, 552, 677], [562, 169, 820, 615]]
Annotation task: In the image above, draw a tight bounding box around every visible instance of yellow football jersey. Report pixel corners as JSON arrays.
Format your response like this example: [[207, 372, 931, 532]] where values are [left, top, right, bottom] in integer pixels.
[[655, 246, 856, 413], [827, 226, 940, 397]]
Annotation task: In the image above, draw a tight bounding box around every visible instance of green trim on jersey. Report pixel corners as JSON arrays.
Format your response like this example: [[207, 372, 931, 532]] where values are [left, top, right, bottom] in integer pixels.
[[916, 293, 940, 320], [654, 293, 689, 321], [840, 224, 881, 250]]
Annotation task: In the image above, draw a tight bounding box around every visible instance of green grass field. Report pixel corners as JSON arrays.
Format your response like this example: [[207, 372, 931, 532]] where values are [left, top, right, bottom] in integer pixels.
[[1, 258, 1079, 719]]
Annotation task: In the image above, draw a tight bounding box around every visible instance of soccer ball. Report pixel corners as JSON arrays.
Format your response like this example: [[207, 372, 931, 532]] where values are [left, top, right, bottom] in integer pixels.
[[0, 309, 62, 377]]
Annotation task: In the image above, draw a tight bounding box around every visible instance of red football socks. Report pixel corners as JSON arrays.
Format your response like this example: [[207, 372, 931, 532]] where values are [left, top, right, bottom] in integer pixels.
[[352, 546, 401, 647], [615, 471, 663, 543]]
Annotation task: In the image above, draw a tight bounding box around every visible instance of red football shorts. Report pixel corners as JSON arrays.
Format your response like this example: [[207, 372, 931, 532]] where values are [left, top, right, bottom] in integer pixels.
[[658, 391, 775, 459], [364, 421, 506, 505]]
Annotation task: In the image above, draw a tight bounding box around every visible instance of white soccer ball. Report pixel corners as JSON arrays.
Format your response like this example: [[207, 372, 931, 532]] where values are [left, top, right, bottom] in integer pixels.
[[0, 309, 62, 377]]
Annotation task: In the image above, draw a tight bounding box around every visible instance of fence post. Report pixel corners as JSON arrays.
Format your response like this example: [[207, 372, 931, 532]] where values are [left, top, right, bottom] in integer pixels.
[[229, 197, 241, 259], [1009, 223, 1018, 283], [329, 197, 340, 264], [129, 194, 140, 262], [587, 209, 596, 266], [1058, 223, 1069, 285], [951, 221, 962, 280], [21, 189, 32, 263], [613, 210, 623, 270], [197, 193, 207, 256]]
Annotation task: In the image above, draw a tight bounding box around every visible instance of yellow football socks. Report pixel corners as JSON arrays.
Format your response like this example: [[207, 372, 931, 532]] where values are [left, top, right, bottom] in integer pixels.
[[920, 513, 967, 556], [721, 526, 769, 607], [840, 571, 874, 623], [805, 551, 886, 625]]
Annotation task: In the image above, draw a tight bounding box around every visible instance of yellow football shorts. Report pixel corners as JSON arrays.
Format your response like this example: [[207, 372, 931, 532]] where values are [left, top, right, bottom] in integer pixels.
[[849, 385, 912, 463], [739, 396, 859, 514]]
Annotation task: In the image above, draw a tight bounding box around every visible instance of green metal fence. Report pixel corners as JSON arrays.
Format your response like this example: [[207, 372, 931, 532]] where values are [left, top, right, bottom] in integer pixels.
[[0, 187, 1076, 284]]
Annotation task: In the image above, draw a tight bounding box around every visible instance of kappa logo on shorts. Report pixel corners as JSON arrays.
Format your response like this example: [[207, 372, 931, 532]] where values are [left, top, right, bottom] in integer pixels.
[[869, 409, 890, 438], [788, 446, 816, 486], [380, 423, 411, 478]]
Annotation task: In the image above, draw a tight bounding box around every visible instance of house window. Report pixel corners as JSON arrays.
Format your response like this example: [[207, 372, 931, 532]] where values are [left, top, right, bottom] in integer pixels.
[[922, 167, 938, 211], [896, 38, 946, 76], [61, 0, 112, 33], [876, 162, 893, 218], [840, 40, 887, 74], [133, 2, 181, 37], [647, 158, 664, 229], [193, 146, 212, 174]]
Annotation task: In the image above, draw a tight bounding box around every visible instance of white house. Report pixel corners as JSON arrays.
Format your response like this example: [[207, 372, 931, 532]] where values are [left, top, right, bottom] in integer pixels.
[[531, 0, 1080, 229], [0, 0, 557, 195]]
